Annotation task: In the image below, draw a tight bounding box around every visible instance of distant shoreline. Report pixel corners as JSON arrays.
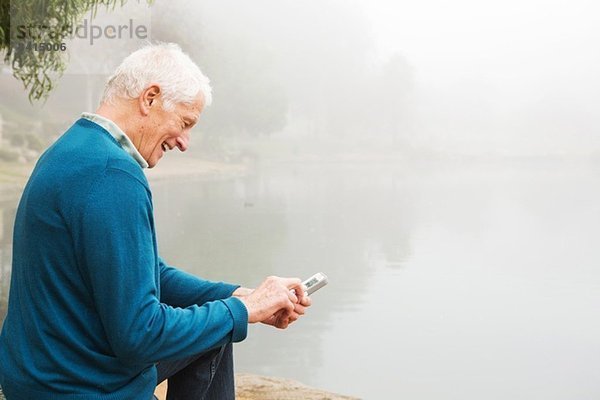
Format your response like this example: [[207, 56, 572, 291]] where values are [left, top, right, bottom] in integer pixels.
[[144, 157, 248, 183], [0, 158, 249, 199]]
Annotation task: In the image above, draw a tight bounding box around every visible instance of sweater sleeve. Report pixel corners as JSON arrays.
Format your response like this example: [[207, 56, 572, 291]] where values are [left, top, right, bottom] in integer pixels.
[[74, 168, 248, 365], [159, 258, 240, 307]]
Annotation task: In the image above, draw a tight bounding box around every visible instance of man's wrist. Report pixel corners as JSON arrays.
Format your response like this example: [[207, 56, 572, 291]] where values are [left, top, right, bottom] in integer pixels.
[[232, 287, 254, 297]]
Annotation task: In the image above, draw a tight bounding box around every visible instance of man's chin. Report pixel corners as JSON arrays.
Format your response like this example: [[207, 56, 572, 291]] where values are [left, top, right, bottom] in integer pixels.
[[147, 153, 162, 168], [147, 158, 159, 168]]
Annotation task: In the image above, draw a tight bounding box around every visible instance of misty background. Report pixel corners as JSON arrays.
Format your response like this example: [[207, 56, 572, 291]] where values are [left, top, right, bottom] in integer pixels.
[[1, 0, 600, 399], [2, 0, 599, 160]]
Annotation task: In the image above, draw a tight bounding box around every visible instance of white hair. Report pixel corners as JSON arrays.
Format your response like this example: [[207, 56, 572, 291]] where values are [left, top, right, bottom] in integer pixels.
[[101, 43, 212, 110]]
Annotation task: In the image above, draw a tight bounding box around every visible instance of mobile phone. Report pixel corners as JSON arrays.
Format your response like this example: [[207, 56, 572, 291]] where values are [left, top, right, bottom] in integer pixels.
[[302, 272, 328, 295]]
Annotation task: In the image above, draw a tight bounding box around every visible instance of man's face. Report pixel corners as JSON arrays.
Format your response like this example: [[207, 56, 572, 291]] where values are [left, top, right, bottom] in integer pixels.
[[138, 94, 204, 168]]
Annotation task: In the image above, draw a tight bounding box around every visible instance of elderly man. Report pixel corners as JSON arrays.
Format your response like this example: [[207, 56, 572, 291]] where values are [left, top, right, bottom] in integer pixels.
[[0, 43, 310, 400]]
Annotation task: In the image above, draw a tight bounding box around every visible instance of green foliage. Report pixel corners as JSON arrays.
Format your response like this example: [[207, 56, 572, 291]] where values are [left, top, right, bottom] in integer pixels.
[[0, 0, 150, 102]]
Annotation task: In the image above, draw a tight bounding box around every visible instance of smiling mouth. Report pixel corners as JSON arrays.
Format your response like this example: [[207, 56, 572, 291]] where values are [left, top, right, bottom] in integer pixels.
[[161, 142, 169, 152]]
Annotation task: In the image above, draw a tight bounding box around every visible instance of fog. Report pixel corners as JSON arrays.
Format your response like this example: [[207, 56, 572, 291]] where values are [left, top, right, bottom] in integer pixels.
[[1, 1, 600, 399], [358, 0, 600, 156], [3, 0, 599, 159], [152, 0, 600, 158]]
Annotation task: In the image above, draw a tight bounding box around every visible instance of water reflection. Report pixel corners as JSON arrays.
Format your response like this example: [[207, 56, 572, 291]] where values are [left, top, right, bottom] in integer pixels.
[[153, 161, 600, 399], [151, 162, 417, 389]]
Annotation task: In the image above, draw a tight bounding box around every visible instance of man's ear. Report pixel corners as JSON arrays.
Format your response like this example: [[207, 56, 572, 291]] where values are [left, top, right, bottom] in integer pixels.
[[139, 84, 161, 116]]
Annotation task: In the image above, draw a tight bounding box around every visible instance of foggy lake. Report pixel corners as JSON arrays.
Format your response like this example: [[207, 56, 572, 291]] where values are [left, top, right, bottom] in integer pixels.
[[149, 160, 599, 399], [1, 159, 599, 398]]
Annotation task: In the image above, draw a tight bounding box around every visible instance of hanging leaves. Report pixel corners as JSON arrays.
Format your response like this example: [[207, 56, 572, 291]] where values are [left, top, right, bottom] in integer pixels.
[[0, 0, 152, 102]]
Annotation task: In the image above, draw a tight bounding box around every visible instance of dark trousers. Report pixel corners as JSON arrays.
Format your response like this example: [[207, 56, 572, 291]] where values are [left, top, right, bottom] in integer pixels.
[[154, 344, 235, 400]]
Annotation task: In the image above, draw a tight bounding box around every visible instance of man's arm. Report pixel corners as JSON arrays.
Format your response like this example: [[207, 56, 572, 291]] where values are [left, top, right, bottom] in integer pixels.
[[159, 264, 310, 329], [159, 258, 242, 307], [75, 168, 248, 365]]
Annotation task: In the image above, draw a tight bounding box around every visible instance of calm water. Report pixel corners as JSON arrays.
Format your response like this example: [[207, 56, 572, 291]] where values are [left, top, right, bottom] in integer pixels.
[[2, 161, 600, 399]]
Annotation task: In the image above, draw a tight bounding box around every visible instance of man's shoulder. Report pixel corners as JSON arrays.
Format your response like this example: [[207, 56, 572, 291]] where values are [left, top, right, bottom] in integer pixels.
[[23, 119, 150, 215], [42, 119, 148, 186]]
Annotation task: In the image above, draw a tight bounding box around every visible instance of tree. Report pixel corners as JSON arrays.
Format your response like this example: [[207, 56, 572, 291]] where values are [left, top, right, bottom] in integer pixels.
[[0, 0, 151, 101]]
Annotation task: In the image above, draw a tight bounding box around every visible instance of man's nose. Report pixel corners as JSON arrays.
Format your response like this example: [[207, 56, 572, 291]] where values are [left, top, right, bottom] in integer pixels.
[[176, 133, 190, 152]]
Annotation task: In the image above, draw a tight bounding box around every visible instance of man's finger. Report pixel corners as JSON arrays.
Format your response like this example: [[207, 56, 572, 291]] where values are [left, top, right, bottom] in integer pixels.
[[289, 285, 307, 305], [293, 303, 306, 315], [280, 277, 302, 288], [300, 295, 311, 307], [276, 313, 290, 329], [294, 285, 307, 304], [288, 289, 298, 304]]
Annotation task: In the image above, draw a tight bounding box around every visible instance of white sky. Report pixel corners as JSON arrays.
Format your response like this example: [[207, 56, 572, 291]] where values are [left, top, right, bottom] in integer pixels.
[[354, 0, 600, 155], [357, 0, 600, 84], [60, 0, 600, 156]]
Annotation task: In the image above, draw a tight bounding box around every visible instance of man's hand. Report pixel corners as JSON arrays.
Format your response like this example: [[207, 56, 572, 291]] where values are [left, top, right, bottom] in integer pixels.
[[261, 294, 311, 329], [238, 276, 310, 327]]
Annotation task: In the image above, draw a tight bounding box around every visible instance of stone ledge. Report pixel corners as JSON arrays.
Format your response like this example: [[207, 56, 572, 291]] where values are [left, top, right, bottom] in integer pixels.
[[0, 373, 360, 400], [154, 373, 360, 400]]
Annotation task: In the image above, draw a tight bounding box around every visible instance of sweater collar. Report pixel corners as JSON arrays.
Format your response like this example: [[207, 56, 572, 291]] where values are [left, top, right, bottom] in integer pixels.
[[81, 112, 149, 169]]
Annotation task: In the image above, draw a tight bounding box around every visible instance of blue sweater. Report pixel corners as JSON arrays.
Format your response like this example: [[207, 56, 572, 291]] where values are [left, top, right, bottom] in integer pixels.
[[0, 119, 248, 399]]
